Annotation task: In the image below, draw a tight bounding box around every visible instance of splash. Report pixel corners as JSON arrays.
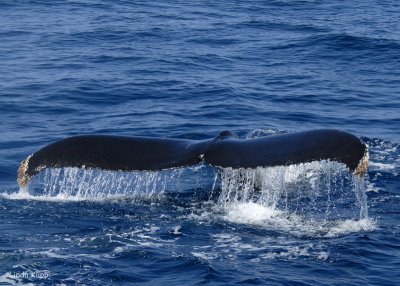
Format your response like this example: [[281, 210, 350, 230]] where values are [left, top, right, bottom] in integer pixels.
[[224, 202, 282, 224], [16, 165, 212, 201], [217, 161, 371, 227], [12, 159, 374, 237]]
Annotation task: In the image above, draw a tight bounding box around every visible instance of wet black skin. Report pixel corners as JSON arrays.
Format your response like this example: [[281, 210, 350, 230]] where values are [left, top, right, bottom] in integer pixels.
[[25, 129, 367, 178]]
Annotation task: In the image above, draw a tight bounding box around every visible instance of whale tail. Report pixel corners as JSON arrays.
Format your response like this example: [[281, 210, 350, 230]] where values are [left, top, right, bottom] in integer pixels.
[[17, 129, 368, 188]]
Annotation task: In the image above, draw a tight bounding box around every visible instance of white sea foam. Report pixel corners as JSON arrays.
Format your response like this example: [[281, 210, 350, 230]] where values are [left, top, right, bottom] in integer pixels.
[[326, 219, 377, 237], [365, 181, 381, 193], [258, 244, 329, 261], [191, 251, 218, 261], [369, 162, 396, 170], [224, 202, 282, 224], [171, 225, 182, 235], [222, 201, 376, 238], [194, 232, 332, 262]]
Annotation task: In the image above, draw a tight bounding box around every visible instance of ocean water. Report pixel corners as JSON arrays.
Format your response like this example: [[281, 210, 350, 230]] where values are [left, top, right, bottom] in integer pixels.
[[0, 0, 399, 285]]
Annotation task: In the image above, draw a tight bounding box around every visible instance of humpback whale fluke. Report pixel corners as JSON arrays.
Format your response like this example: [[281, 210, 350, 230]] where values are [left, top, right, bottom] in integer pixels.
[[17, 129, 368, 188]]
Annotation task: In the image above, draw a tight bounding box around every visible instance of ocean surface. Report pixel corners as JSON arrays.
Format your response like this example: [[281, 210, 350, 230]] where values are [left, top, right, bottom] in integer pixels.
[[0, 0, 399, 285]]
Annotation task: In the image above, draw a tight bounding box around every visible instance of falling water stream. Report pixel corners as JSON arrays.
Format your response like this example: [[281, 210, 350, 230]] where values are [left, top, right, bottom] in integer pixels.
[[17, 161, 370, 235]]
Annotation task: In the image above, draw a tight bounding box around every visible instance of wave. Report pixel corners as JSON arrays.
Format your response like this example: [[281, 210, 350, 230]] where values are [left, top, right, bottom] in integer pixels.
[[267, 32, 400, 63], [308, 33, 400, 52]]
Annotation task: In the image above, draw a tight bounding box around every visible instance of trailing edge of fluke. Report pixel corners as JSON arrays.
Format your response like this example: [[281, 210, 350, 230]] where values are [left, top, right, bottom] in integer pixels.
[[17, 129, 368, 188]]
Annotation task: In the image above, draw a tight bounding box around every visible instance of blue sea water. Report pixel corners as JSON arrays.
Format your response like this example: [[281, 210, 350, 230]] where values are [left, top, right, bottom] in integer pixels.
[[0, 0, 399, 285]]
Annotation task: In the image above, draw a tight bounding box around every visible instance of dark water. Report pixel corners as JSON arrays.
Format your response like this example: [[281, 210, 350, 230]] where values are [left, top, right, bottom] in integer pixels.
[[0, 1, 399, 285]]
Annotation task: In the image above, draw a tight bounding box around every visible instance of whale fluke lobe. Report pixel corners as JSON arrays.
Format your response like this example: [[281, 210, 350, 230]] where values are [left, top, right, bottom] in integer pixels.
[[17, 129, 368, 188], [204, 129, 368, 173]]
